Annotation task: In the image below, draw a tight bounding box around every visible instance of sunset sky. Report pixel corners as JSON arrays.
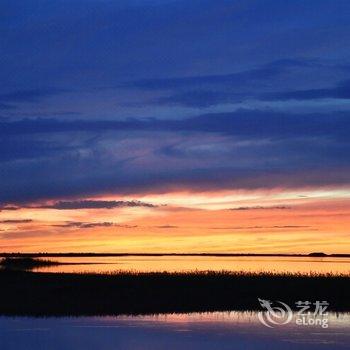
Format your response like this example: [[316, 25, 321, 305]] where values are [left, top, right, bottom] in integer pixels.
[[1, 0, 350, 253]]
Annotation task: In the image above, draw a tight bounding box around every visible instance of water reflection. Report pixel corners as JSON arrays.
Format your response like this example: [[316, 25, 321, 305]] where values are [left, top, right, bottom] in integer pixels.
[[0, 312, 349, 349], [32, 256, 350, 274]]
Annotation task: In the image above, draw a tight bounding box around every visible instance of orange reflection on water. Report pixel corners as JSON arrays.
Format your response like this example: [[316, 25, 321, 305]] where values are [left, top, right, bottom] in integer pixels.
[[33, 256, 350, 274]]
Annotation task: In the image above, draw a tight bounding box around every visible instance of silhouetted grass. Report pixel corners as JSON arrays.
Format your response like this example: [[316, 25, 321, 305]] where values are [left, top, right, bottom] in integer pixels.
[[0, 269, 349, 316]]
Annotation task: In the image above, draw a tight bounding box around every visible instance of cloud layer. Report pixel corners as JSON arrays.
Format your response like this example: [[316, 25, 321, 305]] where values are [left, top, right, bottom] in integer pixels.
[[0, 0, 349, 207], [35, 200, 157, 210], [0, 108, 349, 205]]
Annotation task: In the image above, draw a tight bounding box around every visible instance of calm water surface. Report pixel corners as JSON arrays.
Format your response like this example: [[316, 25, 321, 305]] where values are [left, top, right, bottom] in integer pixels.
[[33, 256, 350, 274], [0, 312, 349, 350]]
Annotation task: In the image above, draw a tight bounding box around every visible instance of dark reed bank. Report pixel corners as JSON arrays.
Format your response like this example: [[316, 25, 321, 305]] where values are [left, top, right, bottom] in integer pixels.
[[0, 270, 349, 316]]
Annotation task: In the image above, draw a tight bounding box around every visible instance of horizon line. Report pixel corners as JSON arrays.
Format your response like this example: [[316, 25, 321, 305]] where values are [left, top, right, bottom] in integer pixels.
[[1, 252, 349, 257]]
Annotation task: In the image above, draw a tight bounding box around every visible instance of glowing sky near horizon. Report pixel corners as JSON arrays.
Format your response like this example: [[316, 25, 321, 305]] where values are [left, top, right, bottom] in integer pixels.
[[0, 0, 350, 253], [1, 188, 350, 253]]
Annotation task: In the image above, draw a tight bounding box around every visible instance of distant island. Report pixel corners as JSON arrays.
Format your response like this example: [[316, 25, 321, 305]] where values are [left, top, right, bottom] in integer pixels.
[[308, 252, 329, 257], [0, 257, 61, 270]]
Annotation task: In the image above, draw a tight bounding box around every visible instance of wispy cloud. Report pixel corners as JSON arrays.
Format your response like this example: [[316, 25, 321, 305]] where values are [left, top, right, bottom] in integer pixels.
[[52, 221, 137, 229], [262, 79, 350, 101], [229, 205, 291, 211], [53, 221, 115, 229], [0, 88, 68, 103], [36, 200, 158, 210], [210, 225, 311, 230], [0, 219, 33, 224], [0, 206, 20, 211], [0, 103, 15, 110], [123, 59, 325, 90]]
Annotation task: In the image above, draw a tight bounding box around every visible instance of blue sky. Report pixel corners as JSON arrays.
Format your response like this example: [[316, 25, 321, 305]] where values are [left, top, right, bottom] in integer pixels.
[[1, 0, 350, 205]]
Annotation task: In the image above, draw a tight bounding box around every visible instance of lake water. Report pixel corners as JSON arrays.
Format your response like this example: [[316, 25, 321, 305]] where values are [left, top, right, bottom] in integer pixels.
[[1, 312, 349, 350], [32, 256, 350, 274]]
